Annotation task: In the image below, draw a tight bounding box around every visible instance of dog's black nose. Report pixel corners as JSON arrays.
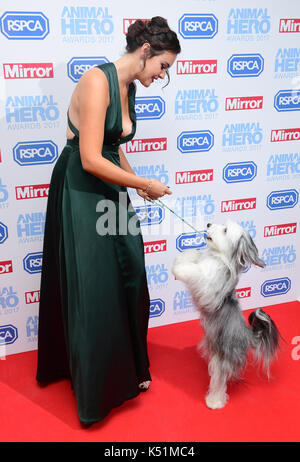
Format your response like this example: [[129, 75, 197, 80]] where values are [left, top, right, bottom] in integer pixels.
[[207, 223, 212, 228]]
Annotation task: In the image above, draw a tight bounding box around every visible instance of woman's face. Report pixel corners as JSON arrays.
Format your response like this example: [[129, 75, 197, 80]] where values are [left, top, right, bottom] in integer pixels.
[[138, 50, 177, 87]]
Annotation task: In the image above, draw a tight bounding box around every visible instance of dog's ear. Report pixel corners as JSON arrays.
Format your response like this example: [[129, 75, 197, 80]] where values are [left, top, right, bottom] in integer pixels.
[[235, 233, 266, 268]]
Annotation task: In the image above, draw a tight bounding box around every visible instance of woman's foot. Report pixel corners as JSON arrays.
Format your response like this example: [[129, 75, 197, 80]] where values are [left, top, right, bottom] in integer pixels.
[[138, 380, 151, 391]]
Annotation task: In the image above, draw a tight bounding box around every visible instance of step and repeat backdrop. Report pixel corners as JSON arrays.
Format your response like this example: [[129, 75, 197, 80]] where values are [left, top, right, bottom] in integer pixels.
[[0, 0, 299, 356]]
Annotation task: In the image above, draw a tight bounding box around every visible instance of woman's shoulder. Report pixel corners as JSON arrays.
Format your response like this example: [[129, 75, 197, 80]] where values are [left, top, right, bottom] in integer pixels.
[[77, 66, 109, 92]]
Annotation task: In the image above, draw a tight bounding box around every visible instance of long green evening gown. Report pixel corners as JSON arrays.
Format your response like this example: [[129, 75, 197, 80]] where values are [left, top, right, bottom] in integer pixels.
[[36, 62, 151, 425]]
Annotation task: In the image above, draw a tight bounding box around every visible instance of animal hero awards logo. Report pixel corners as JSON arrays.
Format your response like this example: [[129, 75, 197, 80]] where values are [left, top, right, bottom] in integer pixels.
[[175, 89, 219, 121], [274, 48, 300, 79], [0, 11, 49, 40], [61, 6, 114, 43], [261, 245, 296, 272], [266, 152, 300, 182], [226, 8, 271, 41], [0, 179, 9, 210], [0, 286, 19, 316], [17, 212, 46, 244], [222, 122, 263, 152], [5, 95, 60, 131]]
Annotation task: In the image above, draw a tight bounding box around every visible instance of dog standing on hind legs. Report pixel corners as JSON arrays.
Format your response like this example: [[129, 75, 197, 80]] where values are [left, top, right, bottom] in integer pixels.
[[172, 220, 280, 410]]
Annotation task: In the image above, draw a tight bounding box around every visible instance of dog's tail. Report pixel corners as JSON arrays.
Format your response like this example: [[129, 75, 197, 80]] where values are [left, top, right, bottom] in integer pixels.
[[248, 308, 280, 376]]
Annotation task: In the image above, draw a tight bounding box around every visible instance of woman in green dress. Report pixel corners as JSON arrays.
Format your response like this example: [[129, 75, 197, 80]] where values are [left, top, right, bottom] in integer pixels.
[[36, 17, 181, 425]]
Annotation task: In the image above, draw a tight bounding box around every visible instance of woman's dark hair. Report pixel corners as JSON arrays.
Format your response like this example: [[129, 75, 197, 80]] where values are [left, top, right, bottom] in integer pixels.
[[126, 16, 181, 86]]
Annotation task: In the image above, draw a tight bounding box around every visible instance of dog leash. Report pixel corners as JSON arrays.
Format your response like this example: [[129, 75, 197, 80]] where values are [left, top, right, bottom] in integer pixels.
[[141, 197, 206, 238]]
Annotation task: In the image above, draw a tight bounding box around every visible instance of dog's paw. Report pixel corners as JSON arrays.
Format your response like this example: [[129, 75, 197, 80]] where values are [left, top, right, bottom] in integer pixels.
[[205, 393, 228, 410]]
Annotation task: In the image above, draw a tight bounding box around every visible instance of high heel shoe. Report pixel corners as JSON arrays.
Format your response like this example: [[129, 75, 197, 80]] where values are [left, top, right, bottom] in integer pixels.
[[138, 380, 151, 392]]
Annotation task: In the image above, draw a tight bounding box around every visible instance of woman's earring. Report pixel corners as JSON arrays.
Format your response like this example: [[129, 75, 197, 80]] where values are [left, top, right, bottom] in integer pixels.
[[140, 56, 145, 70]]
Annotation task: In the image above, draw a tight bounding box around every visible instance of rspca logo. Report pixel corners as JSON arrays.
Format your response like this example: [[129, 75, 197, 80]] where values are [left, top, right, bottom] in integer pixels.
[[267, 189, 299, 210], [176, 232, 207, 252], [177, 130, 214, 153], [67, 57, 109, 82], [135, 96, 165, 120], [0, 11, 49, 40], [150, 298, 165, 318], [178, 14, 218, 39], [274, 90, 300, 112], [0, 324, 18, 345], [0, 222, 8, 245], [0, 222, 8, 244], [23, 252, 42, 274], [13, 141, 58, 166], [135, 205, 164, 226], [223, 161, 257, 183], [227, 54, 264, 77], [261, 277, 291, 297]]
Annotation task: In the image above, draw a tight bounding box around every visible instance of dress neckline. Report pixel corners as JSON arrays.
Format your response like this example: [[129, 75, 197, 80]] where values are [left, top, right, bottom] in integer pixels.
[[111, 62, 136, 143]]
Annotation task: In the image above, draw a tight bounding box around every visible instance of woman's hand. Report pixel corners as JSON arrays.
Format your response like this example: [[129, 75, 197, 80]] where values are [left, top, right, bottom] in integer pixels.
[[136, 188, 153, 202], [137, 178, 172, 201]]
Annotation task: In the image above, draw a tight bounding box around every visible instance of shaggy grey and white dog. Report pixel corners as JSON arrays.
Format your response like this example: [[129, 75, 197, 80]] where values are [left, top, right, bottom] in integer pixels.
[[172, 220, 280, 410]]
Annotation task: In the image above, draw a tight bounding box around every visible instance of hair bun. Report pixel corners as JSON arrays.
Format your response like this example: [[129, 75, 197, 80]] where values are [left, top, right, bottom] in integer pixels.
[[125, 16, 181, 56], [147, 17, 169, 35]]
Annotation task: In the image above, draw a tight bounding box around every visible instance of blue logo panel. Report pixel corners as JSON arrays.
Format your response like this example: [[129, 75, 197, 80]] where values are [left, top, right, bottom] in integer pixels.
[[176, 232, 207, 252], [150, 298, 165, 318], [135, 205, 164, 226], [67, 56, 109, 83], [261, 277, 291, 297], [0, 11, 49, 40], [274, 90, 300, 112], [223, 161, 257, 183], [0, 222, 8, 244], [227, 54, 264, 77], [267, 189, 299, 210], [135, 97, 165, 120], [177, 130, 214, 153], [178, 14, 218, 39], [13, 141, 58, 166], [0, 324, 18, 345], [23, 252, 43, 274]]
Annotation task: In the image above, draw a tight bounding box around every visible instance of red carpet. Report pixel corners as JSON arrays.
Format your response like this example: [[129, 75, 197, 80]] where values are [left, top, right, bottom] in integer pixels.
[[1, 301, 299, 442]]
